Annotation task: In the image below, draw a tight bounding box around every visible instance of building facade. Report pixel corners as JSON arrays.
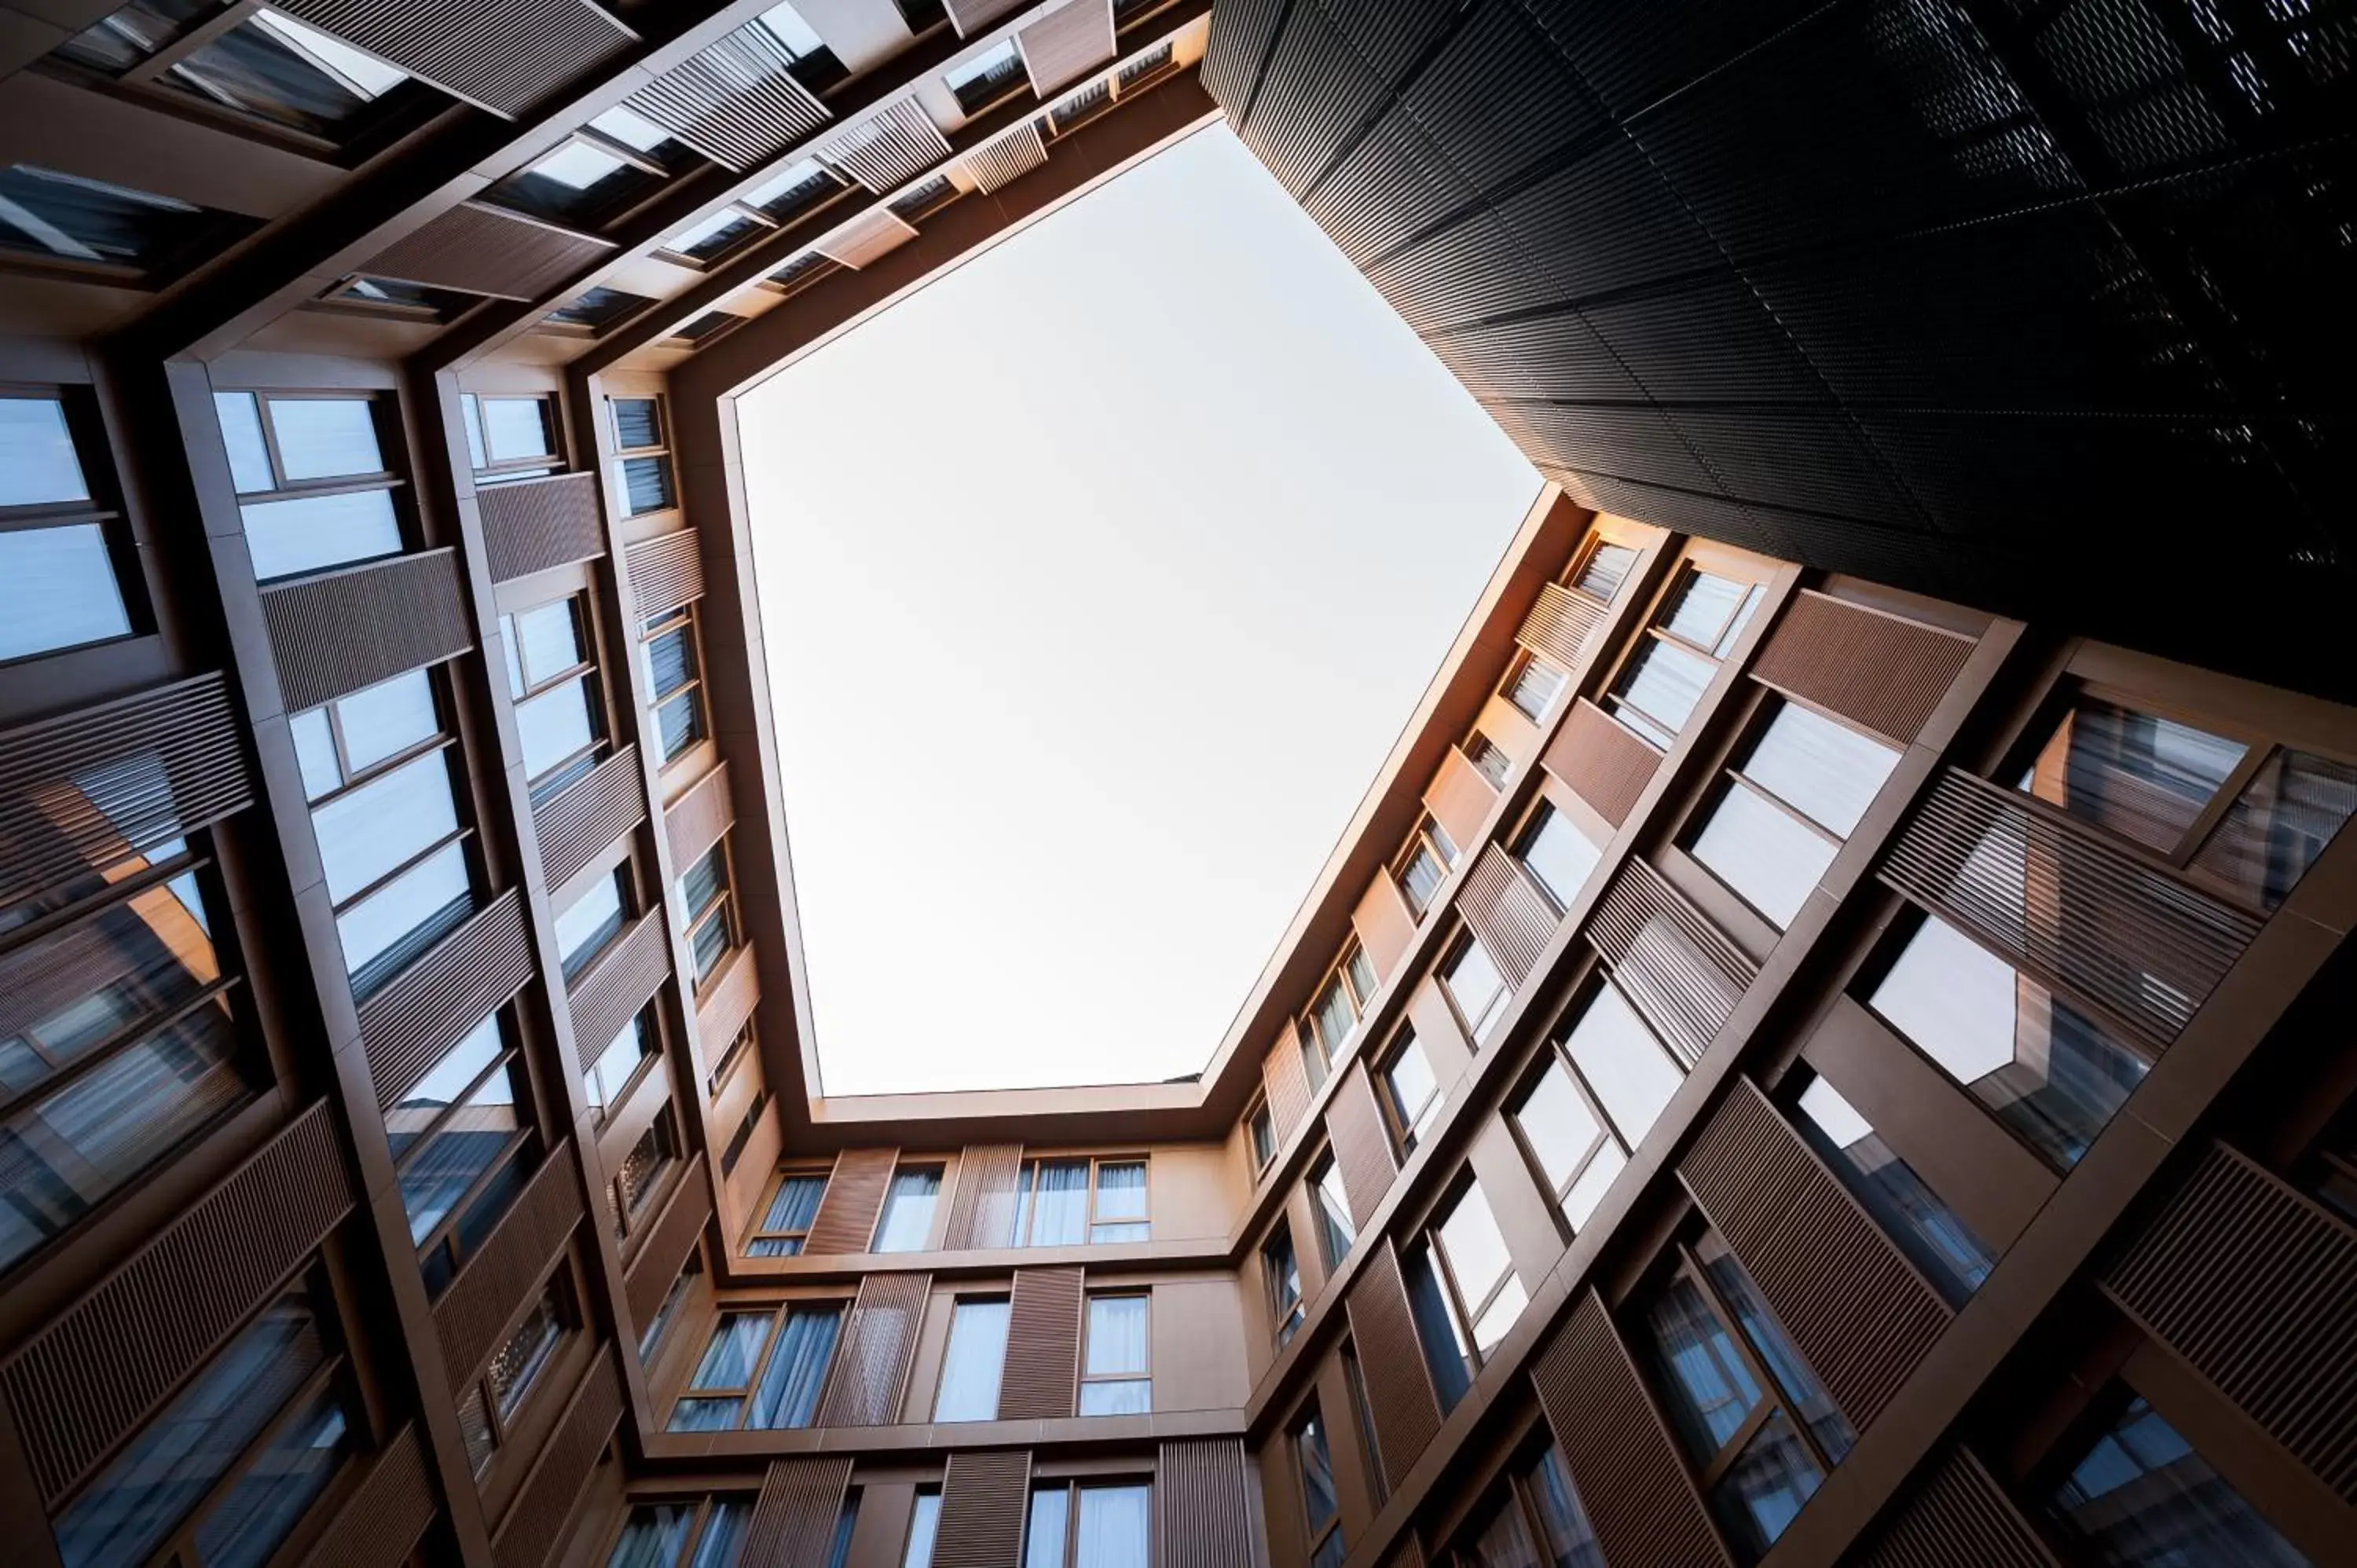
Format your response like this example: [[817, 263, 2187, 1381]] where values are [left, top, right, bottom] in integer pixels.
[[0, 2, 2353, 1568]]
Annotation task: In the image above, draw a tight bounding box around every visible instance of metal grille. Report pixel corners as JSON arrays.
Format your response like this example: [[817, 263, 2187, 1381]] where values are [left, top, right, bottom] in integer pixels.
[[357, 887, 534, 1109], [1262, 1027, 1312, 1137], [1157, 1438, 1254, 1568], [944, 0, 1026, 35], [816, 1272, 931, 1426], [1019, 0, 1116, 97], [2, 1101, 351, 1505], [999, 1265, 1084, 1419], [813, 207, 922, 267], [623, 1166, 709, 1331], [1457, 843, 1556, 987], [1880, 769, 2261, 1047], [625, 529, 705, 616], [2102, 1141, 2357, 1501], [743, 1457, 855, 1568], [1345, 1236, 1443, 1492], [1750, 591, 1976, 744], [1852, 1446, 2058, 1567], [1517, 581, 1608, 672], [962, 123, 1050, 194], [296, 1423, 437, 1568], [533, 745, 645, 891], [625, 23, 833, 170], [566, 913, 670, 1064], [1325, 1060, 1400, 1228], [260, 548, 474, 712], [273, 0, 632, 117], [1530, 1291, 1733, 1568], [665, 759, 735, 870], [480, 471, 604, 583], [805, 1147, 897, 1254], [1422, 745, 1497, 858], [823, 99, 952, 191], [435, 1142, 581, 1394], [489, 1351, 622, 1568], [1680, 1081, 1952, 1431], [363, 203, 612, 300], [0, 672, 251, 910], [1588, 859, 1757, 1068], [1542, 699, 1662, 830], [944, 1142, 1025, 1249], [937, 1450, 1032, 1568]]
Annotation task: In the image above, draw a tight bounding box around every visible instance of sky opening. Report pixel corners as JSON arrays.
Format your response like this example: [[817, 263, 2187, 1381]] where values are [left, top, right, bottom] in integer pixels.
[[738, 123, 1538, 1097]]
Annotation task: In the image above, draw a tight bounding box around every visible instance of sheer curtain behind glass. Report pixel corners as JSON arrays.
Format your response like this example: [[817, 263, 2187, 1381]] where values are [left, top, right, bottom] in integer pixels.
[[934, 1299, 1011, 1421], [750, 1306, 842, 1429], [1018, 1160, 1088, 1245], [1076, 1486, 1151, 1568], [1081, 1295, 1149, 1414]]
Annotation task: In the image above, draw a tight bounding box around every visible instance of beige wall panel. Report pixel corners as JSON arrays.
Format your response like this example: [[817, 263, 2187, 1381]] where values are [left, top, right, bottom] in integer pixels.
[[898, 1279, 962, 1423], [1404, 976, 1475, 1086], [1150, 1142, 1240, 1241], [1150, 1277, 1248, 1412], [1467, 1116, 1563, 1295], [1351, 874, 1417, 982], [1472, 694, 1540, 761]]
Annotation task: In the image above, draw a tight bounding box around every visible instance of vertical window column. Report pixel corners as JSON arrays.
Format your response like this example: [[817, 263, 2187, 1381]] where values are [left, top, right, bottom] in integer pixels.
[[214, 390, 406, 581], [0, 392, 134, 663]]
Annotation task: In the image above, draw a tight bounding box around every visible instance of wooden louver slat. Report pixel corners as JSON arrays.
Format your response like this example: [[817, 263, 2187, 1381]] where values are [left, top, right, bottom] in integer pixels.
[[804, 1147, 898, 1255], [997, 1265, 1084, 1420], [935, 1449, 1032, 1568], [1344, 1237, 1444, 1492], [815, 1272, 931, 1427], [1587, 858, 1756, 1068]]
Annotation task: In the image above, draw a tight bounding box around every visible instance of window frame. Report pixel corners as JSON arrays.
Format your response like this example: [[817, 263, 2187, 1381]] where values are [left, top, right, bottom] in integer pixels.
[[870, 1161, 946, 1252], [215, 387, 411, 583], [642, 599, 712, 766], [610, 394, 676, 517], [1263, 1221, 1305, 1347], [679, 837, 740, 995], [1505, 1024, 1627, 1236], [1021, 1478, 1156, 1568], [1077, 1291, 1151, 1414], [460, 391, 564, 484], [612, 1106, 682, 1240], [1290, 1399, 1345, 1568], [1246, 1097, 1277, 1173], [708, 1017, 757, 1097], [1376, 1028, 1443, 1157], [1437, 929, 1509, 1042], [1391, 813, 1457, 918], [582, 1005, 659, 1122], [600, 1492, 760, 1568], [1500, 648, 1571, 724], [0, 384, 141, 665], [745, 1165, 831, 1256], [1462, 727, 1512, 789], [1008, 1152, 1150, 1246], [1598, 555, 1768, 749], [457, 1270, 573, 1475], [1305, 1149, 1355, 1271], [392, 1007, 537, 1293], [666, 1293, 852, 1432], [1564, 531, 1641, 604], [1419, 1177, 1524, 1372]]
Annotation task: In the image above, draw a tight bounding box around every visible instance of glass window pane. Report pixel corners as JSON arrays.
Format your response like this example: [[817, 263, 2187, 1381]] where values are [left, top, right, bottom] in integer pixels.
[[1309, 1157, 1354, 1269], [332, 669, 436, 775], [1436, 1184, 1514, 1310], [516, 675, 596, 779], [2048, 1396, 2310, 1567], [1514, 1060, 1604, 1199], [2188, 746, 2357, 914], [872, 1167, 942, 1251], [0, 397, 90, 504], [622, 455, 673, 515], [2022, 697, 2245, 855], [1708, 1410, 1824, 1559], [1562, 984, 1683, 1149], [1022, 1489, 1066, 1568], [613, 398, 662, 449], [478, 397, 553, 461], [1699, 1236, 1853, 1463], [1613, 637, 1715, 743], [336, 839, 469, 985], [242, 488, 401, 581], [585, 1013, 652, 1113], [1074, 1486, 1149, 1568], [901, 1493, 942, 1568], [1692, 781, 1835, 929], [935, 1299, 1011, 1421], [289, 708, 342, 800], [1384, 1035, 1442, 1149], [1567, 1129, 1630, 1232], [1743, 702, 1899, 837], [1518, 804, 1600, 910], [1868, 913, 2151, 1169], [0, 524, 130, 661], [665, 1396, 743, 1433], [607, 1504, 694, 1568], [513, 598, 587, 685], [1079, 1379, 1150, 1416], [1297, 1410, 1339, 1533], [1020, 1159, 1087, 1246], [1660, 570, 1748, 647], [394, 1059, 518, 1242], [1794, 1076, 1992, 1303], [1085, 1295, 1148, 1376], [1402, 1242, 1472, 1412], [0, 163, 205, 268], [1462, 1484, 1538, 1568], [749, 1305, 842, 1428], [1094, 1160, 1147, 1221], [1574, 542, 1636, 601], [554, 870, 627, 978], [1640, 1274, 1761, 1462], [1508, 657, 1566, 721], [691, 1312, 775, 1390], [213, 392, 275, 493], [1444, 938, 1508, 1039], [1526, 1445, 1607, 1568], [384, 1013, 502, 1157], [1398, 841, 1445, 914], [313, 749, 457, 902], [267, 398, 383, 482]]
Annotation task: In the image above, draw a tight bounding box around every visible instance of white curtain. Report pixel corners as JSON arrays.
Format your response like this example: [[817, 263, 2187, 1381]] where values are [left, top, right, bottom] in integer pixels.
[[933, 1299, 1010, 1421], [1074, 1485, 1151, 1568], [1025, 1161, 1087, 1246], [1085, 1296, 1148, 1376]]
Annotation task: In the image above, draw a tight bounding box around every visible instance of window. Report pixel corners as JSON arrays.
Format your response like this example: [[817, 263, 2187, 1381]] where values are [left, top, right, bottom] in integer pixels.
[[679, 841, 739, 990], [50, 1286, 353, 1568], [1790, 1072, 1993, 1305], [871, 1163, 943, 1251], [668, 1300, 845, 1431], [0, 393, 134, 664], [387, 1009, 533, 1294], [643, 602, 710, 764], [889, 170, 959, 221], [1307, 1152, 1355, 1270], [946, 39, 1024, 114], [1502, 652, 1569, 723], [546, 284, 652, 333], [1440, 934, 1509, 1041], [214, 390, 404, 581], [1399, 1181, 1527, 1415], [1457, 1443, 1607, 1568], [720, 1092, 768, 1177], [639, 1252, 700, 1364], [606, 1496, 754, 1567], [660, 207, 769, 266], [554, 865, 629, 979], [583, 1007, 657, 1119], [1023, 1482, 1152, 1568], [827, 1493, 861, 1568], [709, 1018, 756, 1096], [656, 154, 847, 266], [1635, 1232, 1853, 1560], [0, 163, 233, 276], [1340, 1343, 1386, 1505], [1080, 1294, 1150, 1414], [934, 1296, 1012, 1420], [461, 394, 560, 485], [902, 1490, 942, 1568], [456, 1280, 568, 1474], [1392, 815, 1457, 918], [1515, 800, 1603, 911], [1867, 910, 2153, 1171], [747, 1170, 828, 1255], [1571, 538, 1639, 603], [2022, 691, 2356, 914], [1264, 1222, 1304, 1346], [1511, 1044, 1628, 1236], [1690, 698, 1900, 928], [49, 4, 439, 145], [1464, 730, 1512, 788], [1248, 1099, 1277, 1171], [2047, 1390, 2309, 1566], [614, 1113, 680, 1236], [1379, 1031, 1444, 1154], [1292, 1404, 1346, 1568], [491, 107, 696, 229], [745, 156, 844, 224], [0, 837, 248, 1277], [1604, 565, 1762, 748], [611, 396, 675, 515], [1010, 1155, 1148, 1244]]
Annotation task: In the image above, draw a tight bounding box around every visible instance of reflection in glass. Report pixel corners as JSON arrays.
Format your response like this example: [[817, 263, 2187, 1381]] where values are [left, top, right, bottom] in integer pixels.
[[1644, 1273, 1761, 1457], [933, 1298, 1011, 1422], [1611, 636, 1716, 748], [1561, 984, 1683, 1149], [1517, 802, 1601, 911], [2022, 696, 2244, 855], [242, 488, 402, 580], [1383, 1034, 1442, 1151], [1711, 1411, 1823, 1560], [1444, 937, 1509, 1039], [747, 1174, 827, 1256], [1794, 1076, 1993, 1303], [0, 524, 131, 661], [1743, 702, 1899, 837], [2187, 746, 2357, 914], [2050, 1397, 2310, 1566]]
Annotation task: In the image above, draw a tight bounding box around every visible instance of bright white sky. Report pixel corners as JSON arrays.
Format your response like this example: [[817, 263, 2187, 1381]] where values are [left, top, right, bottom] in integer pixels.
[[738, 123, 1538, 1096]]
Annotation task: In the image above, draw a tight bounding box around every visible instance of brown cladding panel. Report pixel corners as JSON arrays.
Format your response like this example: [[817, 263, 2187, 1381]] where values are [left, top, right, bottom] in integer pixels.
[[1849, 1447, 2058, 1568], [1263, 1031, 1312, 1139], [1518, 581, 1607, 672], [260, 548, 474, 712], [1017, 0, 1113, 95], [1543, 700, 1661, 829], [1345, 1238, 1443, 1493], [625, 27, 833, 171], [0, 672, 252, 906], [1589, 859, 1757, 1068], [365, 203, 613, 301], [936, 1450, 1032, 1568], [1422, 746, 1497, 864], [479, 471, 607, 583], [534, 745, 646, 891], [1352, 874, 1417, 980], [665, 760, 735, 872], [437, 1141, 583, 1395], [1750, 591, 1975, 746], [491, 1352, 624, 1568], [998, 1265, 1083, 1420], [2100, 1142, 2357, 1501], [944, 1142, 1024, 1251], [626, 529, 705, 614], [1380, 1539, 1427, 1568], [1680, 1082, 1951, 1432], [695, 943, 760, 1057], [1325, 1061, 1400, 1229], [742, 1456, 855, 1568], [566, 912, 671, 1065], [624, 1164, 711, 1331], [1531, 1291, 1732, 1568], [2, 1101, 352, 1504], [358, 887, 534, 1109], [297, 1423, 438, 1568], [1881, 770, 2260, 1048], [1157, 1438, 1253, 1568], [1457, 844, 1556, 987], [273, 0, 630, 116], [815, 1271, 931, 1427], [805, 1147, 897, 1255]]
